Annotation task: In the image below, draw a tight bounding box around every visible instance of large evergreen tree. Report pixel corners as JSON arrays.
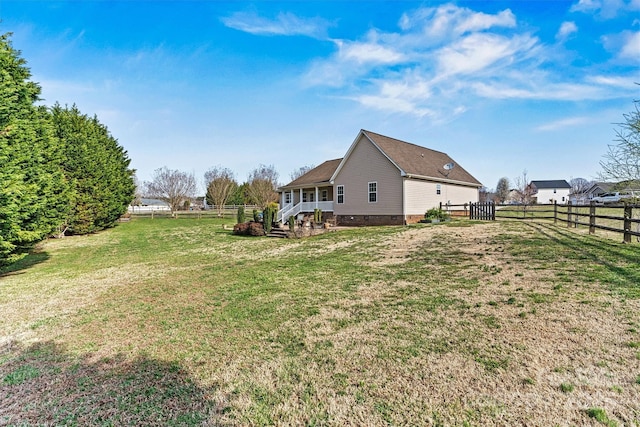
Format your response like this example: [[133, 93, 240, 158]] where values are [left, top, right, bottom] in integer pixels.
[[51, 104, 135, 234], [0, 33, 70, 263]]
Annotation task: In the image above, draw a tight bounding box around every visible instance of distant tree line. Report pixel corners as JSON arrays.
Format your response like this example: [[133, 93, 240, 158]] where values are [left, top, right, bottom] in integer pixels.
[[0, 33, 135, 265], [141, 163, 285, 216]]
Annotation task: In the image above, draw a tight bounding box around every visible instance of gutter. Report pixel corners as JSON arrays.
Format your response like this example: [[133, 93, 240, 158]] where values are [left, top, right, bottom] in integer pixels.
[[403, 173, 483, 188]]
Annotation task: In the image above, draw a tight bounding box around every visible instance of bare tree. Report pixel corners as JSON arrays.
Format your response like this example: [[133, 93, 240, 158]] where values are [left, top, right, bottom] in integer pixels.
[[495, 177, 510, 204], [247, 164, 279, 208], [290, 165, 315, 182], [599, 99, 640, 183], [145, 167, 196, 215], [513, 170, 535, 213], [205, 166, 238, 217], [569, 177, 591, 203]]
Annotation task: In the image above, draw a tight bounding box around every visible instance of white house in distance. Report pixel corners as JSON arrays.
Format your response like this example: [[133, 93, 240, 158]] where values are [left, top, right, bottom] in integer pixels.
[[277, 129, 482, 226], [529, 180, 571, 204]]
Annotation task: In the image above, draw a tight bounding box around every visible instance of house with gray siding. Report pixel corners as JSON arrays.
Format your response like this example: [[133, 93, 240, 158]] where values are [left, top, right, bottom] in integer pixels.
[[277, 130, 482, 225]]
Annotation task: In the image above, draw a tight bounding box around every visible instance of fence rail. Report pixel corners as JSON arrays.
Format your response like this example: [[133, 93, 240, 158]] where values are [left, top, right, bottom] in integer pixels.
[[128, 205, 260, 219], [447, 201, 640, 243]]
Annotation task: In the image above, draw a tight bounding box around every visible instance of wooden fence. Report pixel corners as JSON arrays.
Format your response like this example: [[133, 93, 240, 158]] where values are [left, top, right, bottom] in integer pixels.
[[448, 202, 640, 243], [557, 202, 640, 243], [128, 205, 260, 219]]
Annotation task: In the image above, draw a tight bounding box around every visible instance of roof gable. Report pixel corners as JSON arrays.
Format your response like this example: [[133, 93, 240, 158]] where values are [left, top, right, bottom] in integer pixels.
[[331, 130, 481, 186], [280, 159, 342, 189]]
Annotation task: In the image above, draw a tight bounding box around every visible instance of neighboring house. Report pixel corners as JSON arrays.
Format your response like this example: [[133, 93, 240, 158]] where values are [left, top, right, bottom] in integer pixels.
[[584, 181, 640, 202], [129, 198, 170, 213], [585, 182, 614, 200], [529, 180, 571, 204], [277, 129, 482, 225]]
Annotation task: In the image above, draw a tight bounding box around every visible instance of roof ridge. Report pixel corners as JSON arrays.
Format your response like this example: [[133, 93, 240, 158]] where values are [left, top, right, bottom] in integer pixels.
[[361, 129, 449, 156]]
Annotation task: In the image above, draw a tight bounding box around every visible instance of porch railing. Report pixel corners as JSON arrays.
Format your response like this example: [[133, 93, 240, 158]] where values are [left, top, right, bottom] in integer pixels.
[[277, 201, 334, 223]]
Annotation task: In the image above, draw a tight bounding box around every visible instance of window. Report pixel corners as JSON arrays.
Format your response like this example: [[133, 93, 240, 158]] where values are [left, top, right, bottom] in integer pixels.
[[302, 192, 308, 203], [368, 182, 377, 203], [309, 192, 315, 202], [284, 192, 291, 204], [436, 184, 441, 195], [337, 185, 344, 204], [321, 190, 328, 201]]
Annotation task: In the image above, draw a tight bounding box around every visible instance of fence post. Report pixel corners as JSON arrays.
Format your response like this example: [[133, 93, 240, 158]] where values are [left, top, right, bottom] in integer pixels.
[[491, 202, 495, 221], [554, 201, 557, 225], [567, 201, 572, 227], [623, 203, 632, 243], [589, 201, 596, 235]]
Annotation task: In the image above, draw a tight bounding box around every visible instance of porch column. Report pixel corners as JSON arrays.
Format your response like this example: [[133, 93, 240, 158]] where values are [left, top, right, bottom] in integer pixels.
[[299, 188, 303, 207], [315, 187, 319, 209], [290, 190, 294, 205], [280, 191, 285, 207]]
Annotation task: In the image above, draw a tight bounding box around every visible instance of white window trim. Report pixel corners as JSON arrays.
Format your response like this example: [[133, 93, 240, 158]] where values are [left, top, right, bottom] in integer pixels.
[[337, 185, 344, 204], [368, 181, 378, 203], [321, 190, 328, 202]]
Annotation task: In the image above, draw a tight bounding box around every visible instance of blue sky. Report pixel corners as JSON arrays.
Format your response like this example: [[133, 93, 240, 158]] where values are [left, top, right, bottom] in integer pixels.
[[2, 0, 639, 191]]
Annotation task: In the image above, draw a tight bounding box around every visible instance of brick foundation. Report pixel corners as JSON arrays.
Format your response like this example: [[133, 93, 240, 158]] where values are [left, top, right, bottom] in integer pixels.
[[336, 215, 404, 226]]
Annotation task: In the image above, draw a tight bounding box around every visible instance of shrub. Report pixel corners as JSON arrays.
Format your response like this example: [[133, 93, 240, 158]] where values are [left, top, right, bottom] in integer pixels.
[[253, 209, 259, 222], [288, 216, 295, 232], [236, 206, 245, 224], [425, 208, 450, 221], [232, 222, 264, 236]]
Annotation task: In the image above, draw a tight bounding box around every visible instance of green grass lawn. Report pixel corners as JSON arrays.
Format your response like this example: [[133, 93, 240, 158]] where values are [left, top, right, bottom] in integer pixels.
[[1, 218, 639, 425]]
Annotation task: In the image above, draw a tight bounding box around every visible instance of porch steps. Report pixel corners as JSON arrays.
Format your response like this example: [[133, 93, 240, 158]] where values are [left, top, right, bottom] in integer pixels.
[[266, 224, 288, 238]]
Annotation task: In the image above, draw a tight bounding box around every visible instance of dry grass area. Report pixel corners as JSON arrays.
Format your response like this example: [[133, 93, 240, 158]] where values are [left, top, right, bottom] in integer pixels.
[[1, 218, 639, 426]]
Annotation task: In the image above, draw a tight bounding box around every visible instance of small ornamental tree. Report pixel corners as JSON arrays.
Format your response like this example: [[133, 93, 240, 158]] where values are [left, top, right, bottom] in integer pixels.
[[236, 206, 245, 224]]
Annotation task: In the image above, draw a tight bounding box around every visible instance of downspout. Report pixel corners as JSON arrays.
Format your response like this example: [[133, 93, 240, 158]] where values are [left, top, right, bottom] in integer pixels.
[[402, 177, 407, 225]]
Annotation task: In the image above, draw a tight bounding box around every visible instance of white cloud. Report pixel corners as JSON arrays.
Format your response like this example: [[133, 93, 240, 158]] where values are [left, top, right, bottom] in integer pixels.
[[536, 116, 590, 131], [302, 3, 632, 118], [221, 11, 330, 38], [337, 40, 405, 64], [570, 0, 638, 18], [570, 0, 602, 13], [399, 4, 516, 39], [619, 31, 640, 58], [556, 21, 578, 41], [454, 9, 516, 34], [436, 33, 538, 76], [354, 94, 434, 117], [586, 75, 637, 87], [471, 81, 615, 101]]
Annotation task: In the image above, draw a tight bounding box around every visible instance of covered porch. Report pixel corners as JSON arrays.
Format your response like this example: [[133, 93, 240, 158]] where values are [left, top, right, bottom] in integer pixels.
[[277, 185, 334, 223]]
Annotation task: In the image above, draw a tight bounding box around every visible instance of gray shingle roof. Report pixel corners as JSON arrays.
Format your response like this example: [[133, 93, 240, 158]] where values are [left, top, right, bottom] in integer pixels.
[[361, 130, 482, 186], [281, 158, 342, 188], [280, 130, 483, 189], [530, 180, 571, 189]]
